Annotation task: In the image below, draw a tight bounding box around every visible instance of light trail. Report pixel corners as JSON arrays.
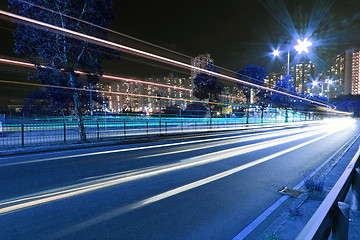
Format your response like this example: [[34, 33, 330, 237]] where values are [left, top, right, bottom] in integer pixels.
[[137, 124, 327, 159], [4, 0, 260, 88], [50, 127, 347, 239], [0, 56, 250, 103], [0, 120, 349, 216], [13, 0, 193, 60], [0, 124, 323, 167], [0, 57, 253, 105], [0, 57, 191, 92], [0, 10, 331, 108], [0, 79, 205, 106]]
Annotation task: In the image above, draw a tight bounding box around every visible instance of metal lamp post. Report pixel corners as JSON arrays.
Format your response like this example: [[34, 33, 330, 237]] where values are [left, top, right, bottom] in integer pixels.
[[272, 38, 313, 76]]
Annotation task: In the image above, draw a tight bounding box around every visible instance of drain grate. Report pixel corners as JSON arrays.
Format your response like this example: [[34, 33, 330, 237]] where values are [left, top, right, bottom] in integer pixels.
[[278, 187, 303, 198]]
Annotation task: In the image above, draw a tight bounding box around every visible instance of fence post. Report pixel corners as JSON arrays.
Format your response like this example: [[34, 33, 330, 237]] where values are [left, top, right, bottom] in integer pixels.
[[21, 123, 24, 147], [332, 201, 350, 240], [195, 121, 197, 132], [181, 121, 183, 134], [351, 168, 360, 211], [63, 122, 66, 143], [97, 121, 100, 141], [165, 122, 167, 135], [146, 122, 149, 137], [124, 122, 126, 139]]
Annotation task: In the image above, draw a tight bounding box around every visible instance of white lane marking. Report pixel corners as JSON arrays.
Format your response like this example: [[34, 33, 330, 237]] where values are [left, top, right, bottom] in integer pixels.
[[179, 128, 325, 163], [0, 125, 338, 216], [137, 126, 322, 159], [51, 129, 340, 239], [232, 130, 360, 240], [0, 125, 323, 167]]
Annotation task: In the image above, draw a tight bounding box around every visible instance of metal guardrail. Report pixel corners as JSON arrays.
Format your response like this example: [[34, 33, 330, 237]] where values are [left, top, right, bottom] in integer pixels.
[[296, 146, 360, 240], [0, 117, 295, 148]]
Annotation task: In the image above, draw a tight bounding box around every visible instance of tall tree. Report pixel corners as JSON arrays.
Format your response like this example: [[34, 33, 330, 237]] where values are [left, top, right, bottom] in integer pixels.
[[193, 62, 223, 124], [270, 74, 298, 122], [236, 64, 268, 124], [9, 0, 114, 141]]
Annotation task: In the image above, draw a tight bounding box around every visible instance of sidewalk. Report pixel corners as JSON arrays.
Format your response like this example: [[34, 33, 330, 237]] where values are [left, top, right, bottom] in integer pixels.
[[260, 135, 360, 240]]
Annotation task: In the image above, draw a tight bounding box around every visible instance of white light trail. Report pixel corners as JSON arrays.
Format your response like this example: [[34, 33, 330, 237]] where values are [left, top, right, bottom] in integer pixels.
[[50, 126, 346, 239], [0, 123, 325, 167], [0, 10, 330, 108], [0, 120, 348, 216], [0, 57, 250, 103], [137, 125, 326, 159]]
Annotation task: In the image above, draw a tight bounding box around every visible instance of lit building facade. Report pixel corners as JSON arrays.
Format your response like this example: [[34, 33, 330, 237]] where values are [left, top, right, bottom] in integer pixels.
[[327, 53, 345, 98], [191, 53, 214, 79], [265, 72, 285, 88], [98, 74, 193, 113], [351, 50, 360, 95], [290, 61, 315, 94]]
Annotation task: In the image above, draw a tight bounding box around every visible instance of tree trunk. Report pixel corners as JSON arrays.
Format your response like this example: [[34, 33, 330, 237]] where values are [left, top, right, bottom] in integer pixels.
[[209, 104, 212, 129], [261, 108, 264, 124], [246, 104, 250, 124], [69, 74, 87, 142]]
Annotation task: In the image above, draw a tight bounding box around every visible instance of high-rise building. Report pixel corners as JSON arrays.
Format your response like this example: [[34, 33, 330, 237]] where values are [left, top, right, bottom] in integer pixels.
[[265, 72, 285, 88], [351, 50, 360, 95], [327, 53, 345, 98], [290, 61, 315, 94], [344, 48, 356, 95], [191, 53, 214, 79], [99, 73, 193, 113]]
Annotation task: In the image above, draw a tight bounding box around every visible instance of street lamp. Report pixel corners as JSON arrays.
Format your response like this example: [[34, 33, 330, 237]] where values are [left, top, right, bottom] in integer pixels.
[[272, 49, 280, 57], [311, 80, 319, 95], [272, 38, 312, 76], [272, 48, 291, 75], [294, 38, 312, 54]]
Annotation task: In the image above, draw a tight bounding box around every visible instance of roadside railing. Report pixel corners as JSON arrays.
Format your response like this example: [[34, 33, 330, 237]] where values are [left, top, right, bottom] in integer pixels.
[[296, 146, 360, 240], [0, 116, 309, 148]]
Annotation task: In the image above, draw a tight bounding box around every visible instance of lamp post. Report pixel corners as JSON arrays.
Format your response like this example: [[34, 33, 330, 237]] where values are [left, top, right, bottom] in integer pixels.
[[272, 38, 313, 76], [311, 79, 333, 98], [326, 79, 333, 98], [311, 80, 319, 95]]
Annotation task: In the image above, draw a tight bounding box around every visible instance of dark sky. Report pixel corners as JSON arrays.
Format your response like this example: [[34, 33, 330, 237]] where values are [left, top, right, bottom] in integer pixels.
[[109, 0, 360, 72], [0, 0, 359, 108], [0, 0, 359, 74]]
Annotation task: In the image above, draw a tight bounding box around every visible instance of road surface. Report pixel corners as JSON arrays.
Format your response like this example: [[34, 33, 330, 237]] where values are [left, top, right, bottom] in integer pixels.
[[0, 118, 359, 240]]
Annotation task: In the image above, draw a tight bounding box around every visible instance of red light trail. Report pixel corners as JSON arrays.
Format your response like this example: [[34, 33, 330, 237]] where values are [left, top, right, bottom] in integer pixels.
[[0, 9, 330, 108]]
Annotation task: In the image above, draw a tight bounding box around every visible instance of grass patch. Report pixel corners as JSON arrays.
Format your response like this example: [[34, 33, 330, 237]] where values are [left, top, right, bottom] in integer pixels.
[[304, 176, 324, 199], [288, 206, 302, 220]]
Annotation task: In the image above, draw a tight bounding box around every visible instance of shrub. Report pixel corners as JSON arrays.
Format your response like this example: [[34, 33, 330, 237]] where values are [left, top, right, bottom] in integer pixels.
[[304, 177, 324, 199]]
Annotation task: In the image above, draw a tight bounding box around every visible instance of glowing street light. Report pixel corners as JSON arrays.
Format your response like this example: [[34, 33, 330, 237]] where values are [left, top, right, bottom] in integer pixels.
[[272, 38, 312, 76], [272, 49, 280, 57], [294, 38, 312, 54]]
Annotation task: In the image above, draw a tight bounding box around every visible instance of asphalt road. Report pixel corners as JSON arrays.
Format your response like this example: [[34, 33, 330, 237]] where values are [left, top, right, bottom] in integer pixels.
[[0, 119, 359, 240]]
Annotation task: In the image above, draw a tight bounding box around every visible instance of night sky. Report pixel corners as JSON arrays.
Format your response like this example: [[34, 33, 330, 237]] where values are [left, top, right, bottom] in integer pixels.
[[109, 0, 360, 72], [0, 0, 359, 75]]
